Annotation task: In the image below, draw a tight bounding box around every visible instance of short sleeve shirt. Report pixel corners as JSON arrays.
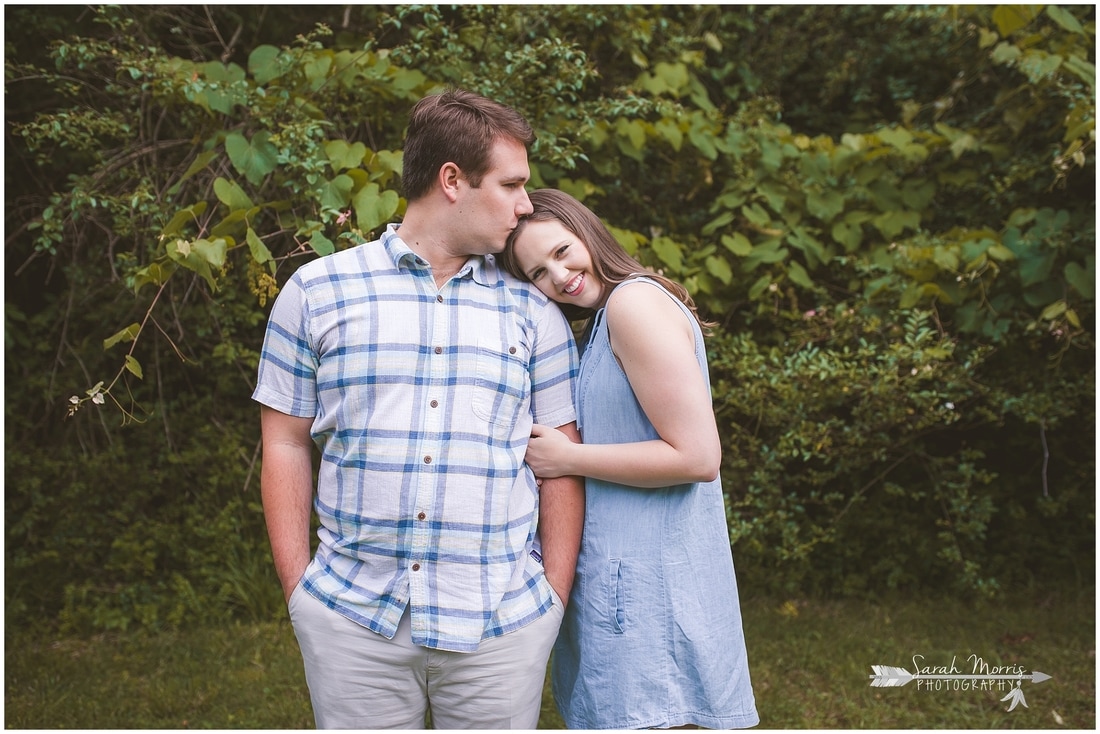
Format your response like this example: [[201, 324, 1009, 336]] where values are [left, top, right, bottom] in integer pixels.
[[252, 225, 578, 652]]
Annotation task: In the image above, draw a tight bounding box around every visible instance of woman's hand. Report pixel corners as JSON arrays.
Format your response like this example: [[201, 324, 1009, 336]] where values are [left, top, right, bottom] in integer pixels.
[[525, 423, 577, 479]]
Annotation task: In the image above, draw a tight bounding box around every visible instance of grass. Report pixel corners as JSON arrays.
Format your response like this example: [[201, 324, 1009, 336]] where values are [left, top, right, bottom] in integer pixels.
[[6, 588, 1094, 729]]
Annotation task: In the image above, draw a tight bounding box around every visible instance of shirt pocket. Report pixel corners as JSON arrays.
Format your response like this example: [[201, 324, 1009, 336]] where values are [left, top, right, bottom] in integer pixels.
[[471, 336, 530, 435]]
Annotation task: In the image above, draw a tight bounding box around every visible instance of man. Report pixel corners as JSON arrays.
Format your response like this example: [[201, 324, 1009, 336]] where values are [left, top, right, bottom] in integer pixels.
[[252, 88, 584, 729]]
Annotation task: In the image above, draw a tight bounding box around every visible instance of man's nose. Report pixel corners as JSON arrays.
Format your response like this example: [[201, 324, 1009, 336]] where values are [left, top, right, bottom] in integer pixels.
[[517, 189, 533, 216]]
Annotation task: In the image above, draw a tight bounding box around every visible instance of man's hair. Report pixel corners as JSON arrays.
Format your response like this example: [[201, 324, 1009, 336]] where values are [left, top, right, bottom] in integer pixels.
[[501, 189, 715, 332], [400, 88, 535, 202]]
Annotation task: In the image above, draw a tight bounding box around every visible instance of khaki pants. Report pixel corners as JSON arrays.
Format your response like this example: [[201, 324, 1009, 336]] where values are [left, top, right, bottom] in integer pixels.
[[288, 584, 564, 729]]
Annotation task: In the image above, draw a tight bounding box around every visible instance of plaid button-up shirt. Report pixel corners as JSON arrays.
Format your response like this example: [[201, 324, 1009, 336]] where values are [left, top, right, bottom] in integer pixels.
[[253, 225, 578, 652]]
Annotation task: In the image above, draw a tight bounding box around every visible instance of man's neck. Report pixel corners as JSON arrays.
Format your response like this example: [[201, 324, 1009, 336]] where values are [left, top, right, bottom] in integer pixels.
[[397, 215, 472, 289]]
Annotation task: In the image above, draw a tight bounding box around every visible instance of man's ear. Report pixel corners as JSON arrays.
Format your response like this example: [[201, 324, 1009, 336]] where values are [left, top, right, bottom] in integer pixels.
[[439, 162, 462, 202]]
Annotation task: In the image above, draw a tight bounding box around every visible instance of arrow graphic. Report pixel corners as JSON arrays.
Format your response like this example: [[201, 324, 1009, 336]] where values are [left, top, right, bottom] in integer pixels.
[[869, 665, 1052, 688]]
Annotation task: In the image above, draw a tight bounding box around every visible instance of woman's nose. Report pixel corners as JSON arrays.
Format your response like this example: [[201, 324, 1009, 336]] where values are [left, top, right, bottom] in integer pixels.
[[548, 262, 570, 286]]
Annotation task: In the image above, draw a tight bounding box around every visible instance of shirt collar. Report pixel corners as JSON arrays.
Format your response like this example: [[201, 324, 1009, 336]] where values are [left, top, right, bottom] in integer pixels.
[[382, 224, 495, 287]]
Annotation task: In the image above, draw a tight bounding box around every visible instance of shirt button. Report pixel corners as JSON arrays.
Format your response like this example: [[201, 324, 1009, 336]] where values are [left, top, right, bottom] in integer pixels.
[[436, 295, 444, 303], [434, 346, 443, 354], [509, 346, 517, 354], [412, 563, 421, 571], [430, 400, 438, 408], [423, 455, 432, 464], [417, 512, 426, 520]]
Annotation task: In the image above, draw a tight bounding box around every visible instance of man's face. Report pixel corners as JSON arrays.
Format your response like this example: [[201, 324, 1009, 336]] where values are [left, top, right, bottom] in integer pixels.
[[454, 137, 533, 256]]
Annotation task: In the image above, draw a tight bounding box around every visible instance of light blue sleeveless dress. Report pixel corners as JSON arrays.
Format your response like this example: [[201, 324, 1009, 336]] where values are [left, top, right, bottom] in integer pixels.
[[551, 278, 759, 730]]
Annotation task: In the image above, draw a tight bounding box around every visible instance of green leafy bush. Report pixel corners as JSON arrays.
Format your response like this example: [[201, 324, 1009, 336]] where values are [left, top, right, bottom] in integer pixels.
[[5, 4, 1093, 631]]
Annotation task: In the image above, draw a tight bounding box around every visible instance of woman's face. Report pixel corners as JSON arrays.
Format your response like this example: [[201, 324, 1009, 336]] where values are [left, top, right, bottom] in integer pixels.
[[511, 219, 606, 310]]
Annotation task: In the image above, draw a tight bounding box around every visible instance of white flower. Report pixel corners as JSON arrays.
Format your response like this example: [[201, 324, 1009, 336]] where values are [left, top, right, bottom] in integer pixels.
[[945, 402, 955, 410], [91, 392, 105, 405], [69, 395, 80, 405]]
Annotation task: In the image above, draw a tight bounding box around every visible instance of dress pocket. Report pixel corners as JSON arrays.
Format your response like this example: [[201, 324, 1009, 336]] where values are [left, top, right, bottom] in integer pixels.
[[610, 558, 627, 634]]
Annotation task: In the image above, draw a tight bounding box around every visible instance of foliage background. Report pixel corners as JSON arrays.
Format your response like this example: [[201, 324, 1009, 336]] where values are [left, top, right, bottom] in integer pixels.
[[5, 4, 1094, 634]]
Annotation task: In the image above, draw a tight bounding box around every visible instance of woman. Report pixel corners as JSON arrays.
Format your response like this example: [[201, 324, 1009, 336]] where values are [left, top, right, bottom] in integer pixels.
[[500, 189, 759, 730]]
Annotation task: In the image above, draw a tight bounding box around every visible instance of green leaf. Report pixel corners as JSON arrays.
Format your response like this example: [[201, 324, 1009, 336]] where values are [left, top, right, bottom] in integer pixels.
[[901, 180, 937, 210], [213, 177, 255, 212], [192, 238, 227, 269], [743, 240, 789, 271], [986, 244, 1016, 262], [246, 228, 273, 265], [201, 61, 247, 114], [787, 227, 828, 267], [991, 41, 1023, 65], [320, 175, 354, 212], [721, 232, 753, 257], [705, 255, 732, 285], [104, 323, 141, 350], [655, 61, 689, 92], [748, 274, 772, 299], [161, 201, 208, 237], [1045, 5, 1085, 35], [1040, 299, 1067, 321], [309, 231, 335, 257], [372, 149, 404, 179], [124, 355, 144, 380], [831, 221, 862, 252], [607, 224, 645, 256], [949, 133, 978, 159], [177, 150, 218, 187], [650, 236, 684, 272], [1062, 54, 1096, 88], [702, 211, 735, 236], [992, 5, 1041, 37], [210, 209, 250, 239], [876, 126, 913, 149], [132, 262, 174, 294], [167, 237, 226, 291], [325, 140, 368, 172], [899, 284, 920, 309], [654, 118, 684, 151], [225, 131, 278, 186], [1018, 252, 1055, 287], [352, 184, 400, 232], [872, 211, 920, 239], [933, 247, 959, 272], [787, 260, 814, 289], [687, 121, 718, 160], [389, 67, 427, 93], [741, 203, 773, 228], [1064, 260, 1094, 299], [806, 188, 845, 222], [303, 51, 334, 91], [617, 119, 647, 152], [248, 44, 285, 84]]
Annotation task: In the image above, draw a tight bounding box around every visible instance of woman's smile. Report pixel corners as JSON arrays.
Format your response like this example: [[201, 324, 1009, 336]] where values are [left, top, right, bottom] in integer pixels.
[[562, 272, 585, 296]]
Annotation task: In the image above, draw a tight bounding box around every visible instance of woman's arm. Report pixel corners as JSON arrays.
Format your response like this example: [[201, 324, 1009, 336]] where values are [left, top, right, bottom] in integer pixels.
[[524, 283, 721, 488]]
